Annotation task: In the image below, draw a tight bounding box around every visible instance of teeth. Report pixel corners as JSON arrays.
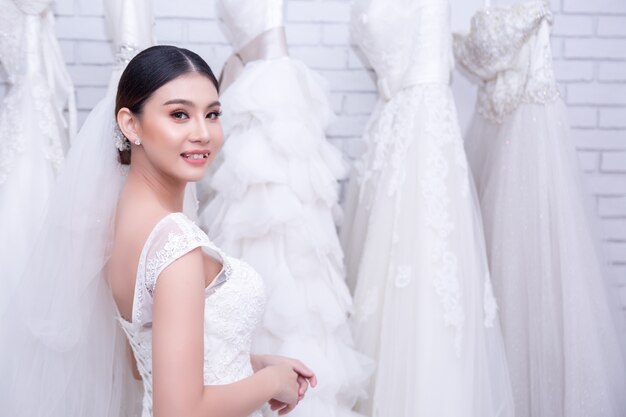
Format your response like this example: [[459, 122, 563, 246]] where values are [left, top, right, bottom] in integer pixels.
[[184, 153, 208, 160]]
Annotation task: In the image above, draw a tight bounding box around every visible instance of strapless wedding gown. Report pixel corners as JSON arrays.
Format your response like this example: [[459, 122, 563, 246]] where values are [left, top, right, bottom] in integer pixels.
[[454, 2, 626, 416], [340, 0, 515, 416], [118, 213, 266, 417]]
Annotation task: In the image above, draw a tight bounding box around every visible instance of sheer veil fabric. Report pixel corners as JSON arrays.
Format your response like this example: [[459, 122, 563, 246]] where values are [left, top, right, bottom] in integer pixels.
[[0, 0, 76, 313], [0, 0, 155, 415]]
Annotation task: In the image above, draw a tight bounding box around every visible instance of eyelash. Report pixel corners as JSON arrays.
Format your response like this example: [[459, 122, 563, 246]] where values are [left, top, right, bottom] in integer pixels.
[[207, 111, 222, 120], [170, 110, 222, 121]]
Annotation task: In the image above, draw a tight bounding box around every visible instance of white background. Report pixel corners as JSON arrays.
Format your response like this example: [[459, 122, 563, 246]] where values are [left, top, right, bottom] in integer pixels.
[[1, 0, 625, 319]]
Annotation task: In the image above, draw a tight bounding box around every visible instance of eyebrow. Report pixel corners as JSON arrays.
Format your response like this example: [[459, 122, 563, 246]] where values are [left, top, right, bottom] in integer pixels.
[[162, 99, 221, 108]]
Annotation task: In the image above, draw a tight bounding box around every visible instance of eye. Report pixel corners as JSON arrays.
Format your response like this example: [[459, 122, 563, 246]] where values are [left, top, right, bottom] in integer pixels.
[[171, 111, 189, 120], [207, 111, 222, 121]]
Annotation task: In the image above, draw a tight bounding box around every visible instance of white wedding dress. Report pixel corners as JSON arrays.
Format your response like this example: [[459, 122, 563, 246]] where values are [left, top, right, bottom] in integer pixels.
[[0, 0, 75, 312], [340, 0, 515, 416], [454, 2, 626, 416], [118, 213, 266, 417], [198, 1, 372, 416]]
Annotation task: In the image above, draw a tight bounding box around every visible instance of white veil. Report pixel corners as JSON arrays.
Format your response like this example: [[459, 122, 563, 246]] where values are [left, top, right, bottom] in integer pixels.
[[0, 0, 153, 415]]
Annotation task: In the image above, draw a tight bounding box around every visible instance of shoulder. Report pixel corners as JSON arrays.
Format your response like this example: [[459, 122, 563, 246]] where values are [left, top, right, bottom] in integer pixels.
[[140, 213, 210, 296]]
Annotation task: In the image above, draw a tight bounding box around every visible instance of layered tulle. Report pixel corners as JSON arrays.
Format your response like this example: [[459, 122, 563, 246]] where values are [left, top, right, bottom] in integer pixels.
[[465, 99, 626, 417], [341, 84, 515, 417], [199, 57, 372, 417]]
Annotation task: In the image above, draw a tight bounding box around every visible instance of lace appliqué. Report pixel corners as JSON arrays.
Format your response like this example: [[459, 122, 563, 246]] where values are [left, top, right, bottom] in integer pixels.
[[203, 257, 265, 385], [0, 89, 25, 184], [420, 86, 468, 357], [0, 77, 64, 184], [144, 225, 211, 296], [354, 285, 381, 324], [354, 88, 417, 205], [394, 265, 411, 288]]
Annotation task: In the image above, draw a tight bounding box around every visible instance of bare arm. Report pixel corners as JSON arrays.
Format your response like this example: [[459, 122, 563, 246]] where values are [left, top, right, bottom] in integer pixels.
[[151, 248, 299, 417]]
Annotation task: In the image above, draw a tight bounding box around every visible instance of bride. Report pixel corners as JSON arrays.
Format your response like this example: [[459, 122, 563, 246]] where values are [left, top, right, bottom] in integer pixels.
[[0, 45, 315, 417]]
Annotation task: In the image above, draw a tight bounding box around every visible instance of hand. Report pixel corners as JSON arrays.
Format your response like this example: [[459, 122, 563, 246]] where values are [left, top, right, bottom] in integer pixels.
[[268, 374, 310, 415], [269, 363, 300, 408], [253, 354, 318, 396]]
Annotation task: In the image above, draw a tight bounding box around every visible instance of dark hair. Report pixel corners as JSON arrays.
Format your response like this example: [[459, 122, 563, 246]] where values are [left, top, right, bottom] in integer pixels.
[[115, 45, 219, 164]]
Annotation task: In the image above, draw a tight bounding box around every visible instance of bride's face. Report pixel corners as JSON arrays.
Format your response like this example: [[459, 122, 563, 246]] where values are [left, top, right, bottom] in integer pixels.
[[133, 72, 223, 182]]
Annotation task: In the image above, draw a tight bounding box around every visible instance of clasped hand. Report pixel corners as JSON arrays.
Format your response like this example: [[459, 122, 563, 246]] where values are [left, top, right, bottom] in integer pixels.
[[251, 354, 317, 415]]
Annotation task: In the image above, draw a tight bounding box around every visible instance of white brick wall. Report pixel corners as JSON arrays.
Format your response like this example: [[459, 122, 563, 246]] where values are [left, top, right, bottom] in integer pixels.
[[0, 0, 625, 312]]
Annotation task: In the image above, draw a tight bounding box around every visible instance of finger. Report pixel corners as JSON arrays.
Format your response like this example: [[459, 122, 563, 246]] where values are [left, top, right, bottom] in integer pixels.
[[292, 362, 317, 388], [291, 361, 315, 379], [278, 403, 296, 415], [269, 399, 285, 410], [297, 375, 309, 398], [299, 372, 317, 388]]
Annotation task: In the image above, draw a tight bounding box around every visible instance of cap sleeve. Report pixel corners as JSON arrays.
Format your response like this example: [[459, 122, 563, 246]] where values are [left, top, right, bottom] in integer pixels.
[[133, 213, 210, 325]]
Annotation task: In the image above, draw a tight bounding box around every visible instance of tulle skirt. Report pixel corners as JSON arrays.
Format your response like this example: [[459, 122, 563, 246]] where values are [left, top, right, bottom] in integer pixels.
[[199, 56, 372, 417], [341, 83, 515, 417], [464, 99, 626, 417]]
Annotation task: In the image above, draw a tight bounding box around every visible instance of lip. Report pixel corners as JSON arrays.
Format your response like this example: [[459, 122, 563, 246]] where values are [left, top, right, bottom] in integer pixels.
[[181, 149, 211, 166]]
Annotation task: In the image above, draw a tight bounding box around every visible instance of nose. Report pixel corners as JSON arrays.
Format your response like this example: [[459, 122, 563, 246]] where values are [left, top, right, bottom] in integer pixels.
[[190, 117, 210, 144]]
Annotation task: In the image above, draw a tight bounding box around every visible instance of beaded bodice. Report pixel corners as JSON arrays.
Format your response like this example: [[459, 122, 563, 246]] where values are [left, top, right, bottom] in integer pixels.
[[351, 0, 454, 100], [453, 1, 558, 123], [216, 0, 284, 50], [118, 213, 265, 417]]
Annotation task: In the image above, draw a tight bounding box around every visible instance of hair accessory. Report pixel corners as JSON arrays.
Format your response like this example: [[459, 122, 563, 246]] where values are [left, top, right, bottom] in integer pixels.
[[114, 123, 131, 151]]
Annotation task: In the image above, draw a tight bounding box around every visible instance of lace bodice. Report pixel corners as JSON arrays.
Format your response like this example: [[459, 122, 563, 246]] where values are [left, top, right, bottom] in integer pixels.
[[453, 1, 558, 122], [118, 213, 265, 417], [216, 0, 283, 50], [351, 0, 453, 100]]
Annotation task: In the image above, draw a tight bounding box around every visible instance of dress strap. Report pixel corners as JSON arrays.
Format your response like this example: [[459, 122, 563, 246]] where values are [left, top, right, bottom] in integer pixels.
[[132, 212, 212, 325]]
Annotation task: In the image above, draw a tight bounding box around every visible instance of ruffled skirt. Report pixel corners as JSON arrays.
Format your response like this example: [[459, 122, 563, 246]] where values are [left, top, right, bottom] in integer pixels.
[[199, 57, 372, 417]]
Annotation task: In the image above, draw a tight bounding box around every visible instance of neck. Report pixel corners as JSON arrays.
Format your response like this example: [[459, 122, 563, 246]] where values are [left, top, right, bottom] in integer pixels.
[[126, 162, 186, 214]]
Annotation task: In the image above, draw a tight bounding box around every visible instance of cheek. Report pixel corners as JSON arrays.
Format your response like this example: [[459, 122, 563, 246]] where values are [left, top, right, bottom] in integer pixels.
[[148, 120, 184, 150], [212, 124, 225, 148]]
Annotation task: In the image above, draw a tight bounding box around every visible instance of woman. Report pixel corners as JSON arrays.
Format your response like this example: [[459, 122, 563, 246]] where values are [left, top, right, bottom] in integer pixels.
[[0, 45, 315, 417]]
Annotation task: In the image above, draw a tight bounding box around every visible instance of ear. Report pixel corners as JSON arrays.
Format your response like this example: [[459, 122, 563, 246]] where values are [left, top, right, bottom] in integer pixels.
[[117, 108, 141, 142]]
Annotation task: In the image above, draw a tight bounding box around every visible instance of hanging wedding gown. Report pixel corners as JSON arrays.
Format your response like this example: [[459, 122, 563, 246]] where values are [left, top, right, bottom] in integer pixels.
[[0, 0, 76, 312], [198, 1, 372, 416], [340, 0, 515, 416], [454, 2, 626, 416]]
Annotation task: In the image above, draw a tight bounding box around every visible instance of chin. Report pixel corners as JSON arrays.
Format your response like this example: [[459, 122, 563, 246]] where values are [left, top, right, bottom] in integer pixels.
[[182, 172, 206, 183]]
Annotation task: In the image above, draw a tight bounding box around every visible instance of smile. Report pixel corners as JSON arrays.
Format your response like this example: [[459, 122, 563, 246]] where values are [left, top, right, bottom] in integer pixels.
[[181, 153, 209, 160], [181, 151, 210, 165]]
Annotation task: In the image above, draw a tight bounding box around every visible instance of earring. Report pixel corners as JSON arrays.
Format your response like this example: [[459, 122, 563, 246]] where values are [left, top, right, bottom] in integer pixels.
[[134, 138, 141, 146]]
